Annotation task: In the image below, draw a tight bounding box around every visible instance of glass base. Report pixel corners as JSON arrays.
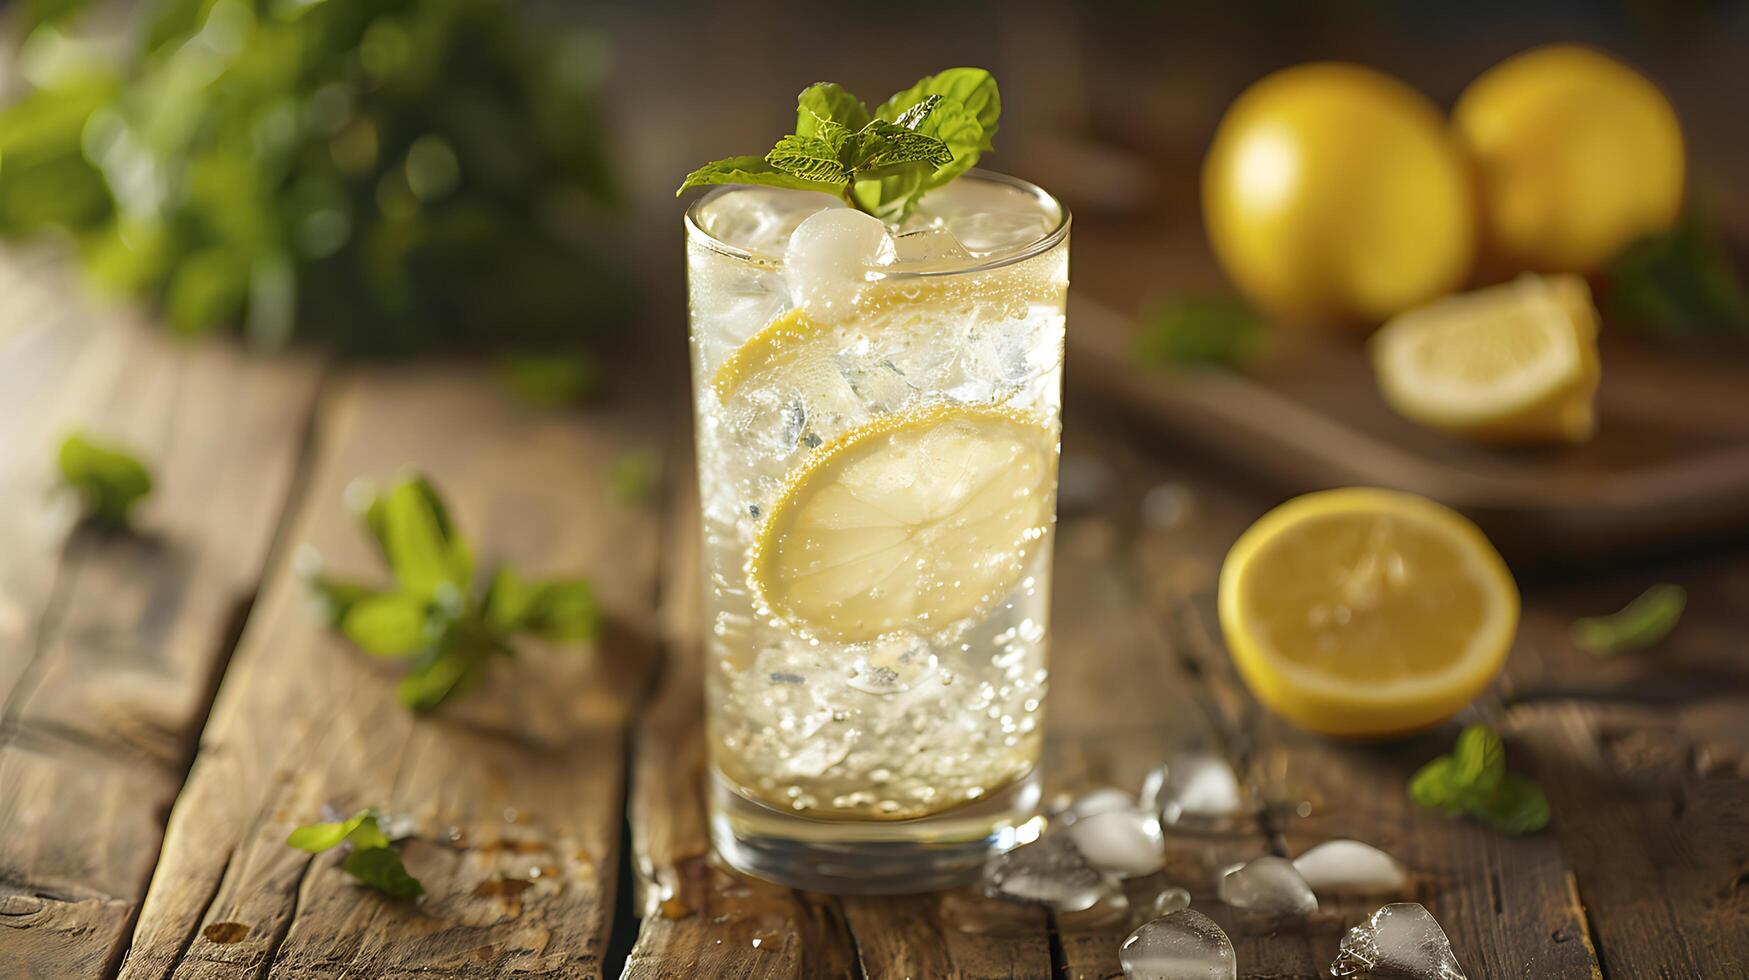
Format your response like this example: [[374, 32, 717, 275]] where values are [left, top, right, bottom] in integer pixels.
[[708, 767, 1042, 894]]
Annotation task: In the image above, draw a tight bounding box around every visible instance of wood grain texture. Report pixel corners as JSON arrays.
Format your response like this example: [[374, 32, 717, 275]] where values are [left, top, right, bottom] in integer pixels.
[[112, 368, 663, 980], [0, 252, 324, 980]]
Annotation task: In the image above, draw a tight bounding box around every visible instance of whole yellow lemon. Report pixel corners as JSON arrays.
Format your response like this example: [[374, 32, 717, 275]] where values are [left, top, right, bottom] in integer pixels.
[[1454, 44, 1684, 274], [1202, 63, 1476, 328]]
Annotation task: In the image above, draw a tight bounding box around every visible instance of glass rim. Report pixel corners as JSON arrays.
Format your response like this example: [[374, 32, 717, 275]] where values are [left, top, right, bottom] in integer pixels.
[[683, 169, 1071, 280]]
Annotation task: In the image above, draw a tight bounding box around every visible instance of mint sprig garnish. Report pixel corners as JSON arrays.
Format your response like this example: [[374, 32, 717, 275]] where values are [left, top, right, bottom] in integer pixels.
[[678, 68, 1001, 222], [1572, 584, 1685, 655], [1409, 725, 1550, 835], [288, 809, 423, 899], [1607, 213, 1749, 341], [302, 473, 599, 712], [57, 432, 153, 528]]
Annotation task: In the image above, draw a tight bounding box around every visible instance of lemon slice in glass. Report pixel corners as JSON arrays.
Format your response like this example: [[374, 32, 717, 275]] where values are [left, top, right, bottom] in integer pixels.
[[751, 403, 1058, 643], [1218, 488, 1519, 736], [1370, 274, 1600, 444]]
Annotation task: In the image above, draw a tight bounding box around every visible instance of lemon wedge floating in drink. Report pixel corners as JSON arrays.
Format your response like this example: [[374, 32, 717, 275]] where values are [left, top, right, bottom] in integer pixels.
[[1218, 488, 1518, 736], [751, 403, 1057, 643], [1370, 274, 1601, 445]]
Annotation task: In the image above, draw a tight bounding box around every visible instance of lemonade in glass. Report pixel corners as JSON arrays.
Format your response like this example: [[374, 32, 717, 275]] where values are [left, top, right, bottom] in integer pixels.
[[681, 71, 1068, 891]]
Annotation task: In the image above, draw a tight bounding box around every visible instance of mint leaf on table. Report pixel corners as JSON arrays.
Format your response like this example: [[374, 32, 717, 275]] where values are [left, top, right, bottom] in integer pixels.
[[1572, 584, 1686, 655], [607, 450, 660, 507], [497, 351, 600, 407], [1607, 214, 1749, 341], [678, 68, 1000, 221], [288, 810, 422, 899], [57, 432, 152, 527], [301, 473, 599, 713], [1408, 725, 1549, 835], [1132, 294, 1268, 370]]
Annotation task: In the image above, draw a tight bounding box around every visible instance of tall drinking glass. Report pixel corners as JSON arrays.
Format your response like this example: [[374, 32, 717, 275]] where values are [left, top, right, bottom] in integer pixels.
[[685, 172, 1069, 892]]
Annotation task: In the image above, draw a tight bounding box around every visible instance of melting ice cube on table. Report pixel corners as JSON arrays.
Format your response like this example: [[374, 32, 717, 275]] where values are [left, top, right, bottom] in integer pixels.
[[982, 832, 1115, 912], [1141, 885, 1192, 919], [1218, 855, 1318, 915], [1068, 786, 1137, 819], [784, 208, 893, 316], [1145, 752, 1243, 826], [1293, 839, 1410, 896], [1066, 807, 1166, 878], [1120, 909, 1238, 980], [1330, 903, 1468, 980]]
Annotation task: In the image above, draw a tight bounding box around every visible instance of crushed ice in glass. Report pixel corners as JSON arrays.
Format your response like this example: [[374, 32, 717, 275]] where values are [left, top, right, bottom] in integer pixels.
[[1293, 839, 1410, 896], [983, 832, 1116, 912], [784, 208, 892, 316], [1330, 903, 1468, 980], [1218, 855, 1318, 915], [1120, 909, 1238, 980], [1067, 807, 1165, 878], [1148, 752, 1243, 826], [890, 225, 973, 268]]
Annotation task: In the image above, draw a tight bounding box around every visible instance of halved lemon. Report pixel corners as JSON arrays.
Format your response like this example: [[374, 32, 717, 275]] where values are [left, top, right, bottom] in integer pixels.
[[1218, 488, 1519, 736], [1370, 274, 1601, 445], [751, 403, 1057, 643]]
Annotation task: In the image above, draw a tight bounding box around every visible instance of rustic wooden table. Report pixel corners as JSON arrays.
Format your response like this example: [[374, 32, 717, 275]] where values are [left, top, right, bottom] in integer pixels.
[[2, 232, 1747, 980]]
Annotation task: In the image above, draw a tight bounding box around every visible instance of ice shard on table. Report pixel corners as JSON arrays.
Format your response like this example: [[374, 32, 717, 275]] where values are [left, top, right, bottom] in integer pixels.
[[1217, 855, 1318, 915], [1293, 839, 1410, 895], [1120, 909, 1238, 980], [1329, 902, 1468, 980]]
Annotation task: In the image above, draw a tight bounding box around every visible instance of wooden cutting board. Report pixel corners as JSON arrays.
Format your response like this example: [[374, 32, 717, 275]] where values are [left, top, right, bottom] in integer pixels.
[[1065, 231, 1749, 560]]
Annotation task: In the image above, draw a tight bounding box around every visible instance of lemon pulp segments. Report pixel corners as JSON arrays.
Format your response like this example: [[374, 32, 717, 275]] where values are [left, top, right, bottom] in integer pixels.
[[1218, 488, 1518, 736], [750, 404, 1057, 644]]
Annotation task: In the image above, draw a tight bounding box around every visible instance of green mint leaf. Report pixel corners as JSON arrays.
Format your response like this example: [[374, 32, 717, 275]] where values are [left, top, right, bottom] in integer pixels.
[[876, 68, 1000, 149], [287, 810, 373, 852], [1572, 584, 1686, 655], [847, 120, 954, 175], [340, 593, 434, 657], [397, 631, 500, 712], [497, 352, 599, 407], [1132, 294, 1269, 369], [1407, 756, 1466, 814], [340, 846, 424, 898], [1451, 724, 1505, 795], [765, 134, 852, 185], [483, 568, 535, 634], [520, 580, 599, 642], [676, 155, 845, 197], [305, 575, 379, 627], [376, 476, 473, 599], [1607, 214, 1749, 341], [796, 82, 869, 137], [608, 450, 660, 506], [57, 432, 153, 527], [1475, 774, 1551, 835]]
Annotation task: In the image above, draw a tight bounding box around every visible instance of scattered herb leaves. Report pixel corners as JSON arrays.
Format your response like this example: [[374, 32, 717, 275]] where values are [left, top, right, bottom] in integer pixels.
[[1409, 725, 1550, 835], [497, 351, 601, 407], [288, 809, 423, 898], [678, 68, 1000, 222], [1572, 584, 1686, 655], [607, 450, 660, 507], [1131, 293, 1269, 370], [57, 432, 153, 527], [302, 473, 599, 712], [1607, 214, 1749, 341]]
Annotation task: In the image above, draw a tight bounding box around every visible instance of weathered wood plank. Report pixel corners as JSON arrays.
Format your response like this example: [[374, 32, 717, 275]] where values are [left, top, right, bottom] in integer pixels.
[[0, 252, 324, 980], [113, 368, 664, 980], [1040, 499, 1317, 980], [621, 457, 858, 980], [1505, 565, 1749, 979], [1121, 424, 1602, 979]]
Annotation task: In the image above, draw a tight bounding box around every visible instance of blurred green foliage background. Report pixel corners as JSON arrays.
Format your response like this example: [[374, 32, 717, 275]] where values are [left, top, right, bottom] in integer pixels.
[[0, 0, 627, 357]]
